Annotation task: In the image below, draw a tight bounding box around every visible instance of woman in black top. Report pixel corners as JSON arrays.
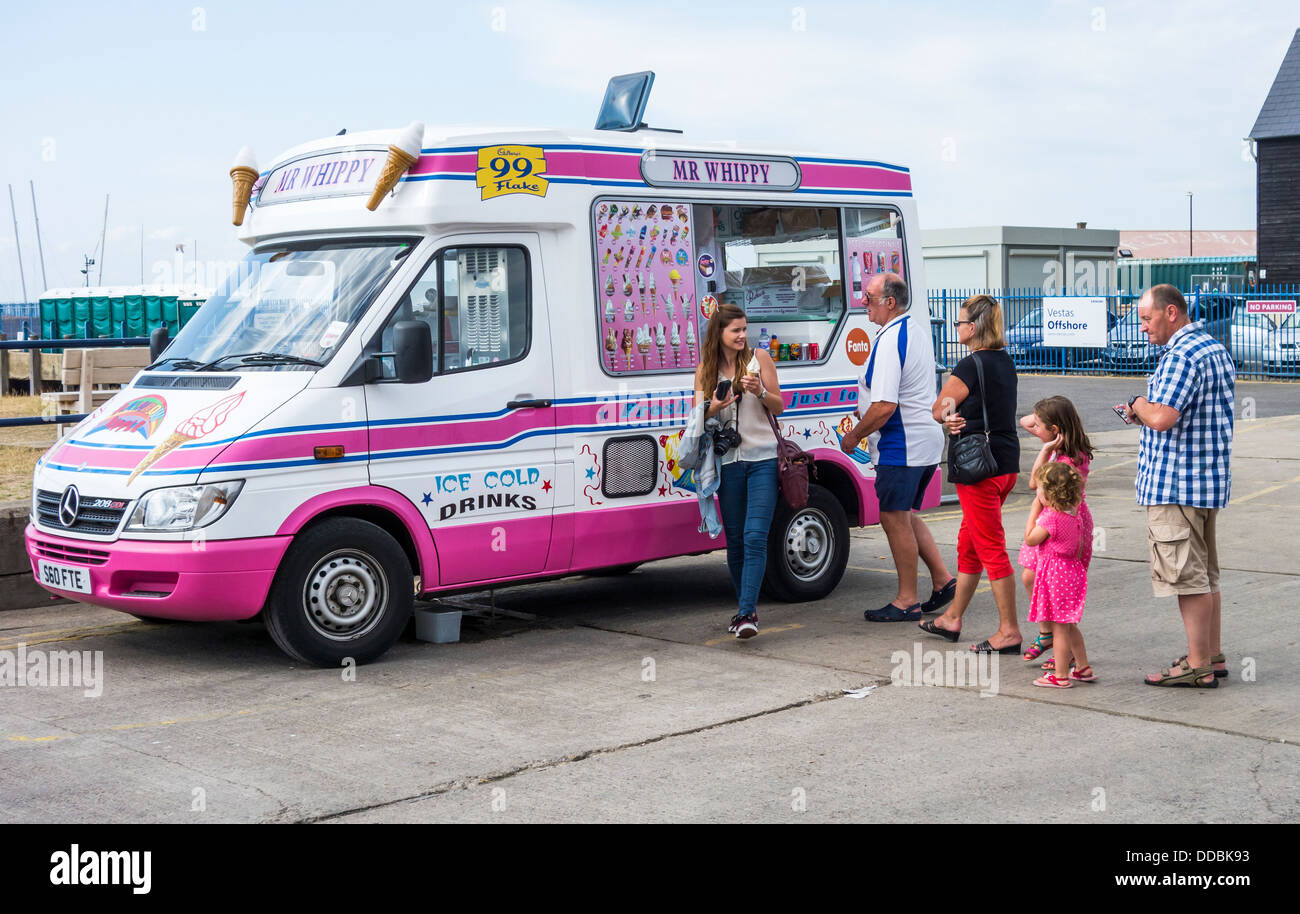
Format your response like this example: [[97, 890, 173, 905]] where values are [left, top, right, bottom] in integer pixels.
[[919, 295, 1023, 654]]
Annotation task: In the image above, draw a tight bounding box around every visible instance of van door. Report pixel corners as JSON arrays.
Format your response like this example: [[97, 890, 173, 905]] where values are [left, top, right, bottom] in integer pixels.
[[365, 234, 557, 585]]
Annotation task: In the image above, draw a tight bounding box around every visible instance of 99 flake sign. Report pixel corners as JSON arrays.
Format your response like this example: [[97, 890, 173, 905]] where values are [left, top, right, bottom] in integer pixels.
[[476, 145, 549, 200]]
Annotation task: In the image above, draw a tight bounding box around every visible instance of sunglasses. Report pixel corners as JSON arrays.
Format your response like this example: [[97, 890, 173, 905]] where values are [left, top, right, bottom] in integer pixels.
[[953, 319, 975, 327]]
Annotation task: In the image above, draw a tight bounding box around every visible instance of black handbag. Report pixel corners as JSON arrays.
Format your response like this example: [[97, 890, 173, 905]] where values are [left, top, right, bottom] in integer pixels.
[[949, 351, 999, 485]]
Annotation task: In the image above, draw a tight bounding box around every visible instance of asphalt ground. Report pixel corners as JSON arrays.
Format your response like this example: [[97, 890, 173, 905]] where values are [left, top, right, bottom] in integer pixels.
[[1, 377, 1297, 823]]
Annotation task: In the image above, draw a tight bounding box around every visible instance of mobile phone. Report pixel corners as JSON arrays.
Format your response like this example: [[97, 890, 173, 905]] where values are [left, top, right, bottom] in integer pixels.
[[1113, 404, 1134, 425], [714, 378, 732, 401]]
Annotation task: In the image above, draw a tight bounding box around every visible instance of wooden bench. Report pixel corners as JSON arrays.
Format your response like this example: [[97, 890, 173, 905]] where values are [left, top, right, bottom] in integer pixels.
[[42, 347, 152, 435]]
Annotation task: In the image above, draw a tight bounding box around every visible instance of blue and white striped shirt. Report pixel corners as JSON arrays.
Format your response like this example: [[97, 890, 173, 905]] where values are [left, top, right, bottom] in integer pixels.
[[1136, 322, 1235, 509]]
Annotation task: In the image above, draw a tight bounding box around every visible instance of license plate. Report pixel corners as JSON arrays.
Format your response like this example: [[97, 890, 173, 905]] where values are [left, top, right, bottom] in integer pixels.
[[37, 560, 92, 595]]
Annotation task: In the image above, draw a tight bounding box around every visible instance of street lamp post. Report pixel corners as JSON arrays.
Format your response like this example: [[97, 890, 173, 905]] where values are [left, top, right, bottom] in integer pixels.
[[1187, 191, 1193, 257]]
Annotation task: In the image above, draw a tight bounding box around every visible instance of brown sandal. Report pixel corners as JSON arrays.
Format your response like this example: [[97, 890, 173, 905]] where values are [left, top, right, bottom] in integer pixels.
[[1172, 652, 1227, 679], [1144, 658, 1217, 688]]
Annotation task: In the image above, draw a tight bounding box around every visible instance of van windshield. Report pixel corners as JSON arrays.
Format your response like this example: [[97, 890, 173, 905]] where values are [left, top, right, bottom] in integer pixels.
[[152, 240, 413, 370]]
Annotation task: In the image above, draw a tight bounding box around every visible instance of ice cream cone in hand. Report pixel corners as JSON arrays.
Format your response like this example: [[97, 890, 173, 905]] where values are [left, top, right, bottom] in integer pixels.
[[230, 146, 258, 226], [365, 121, 424, 211]]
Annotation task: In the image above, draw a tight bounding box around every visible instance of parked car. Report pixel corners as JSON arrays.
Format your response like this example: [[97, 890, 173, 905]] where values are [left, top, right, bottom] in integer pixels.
[[1230, 303, 1274, 370], [1006, 307, 1118, 368], [1263, 315, 1299, 378], [1102, 308, 1162, 373]]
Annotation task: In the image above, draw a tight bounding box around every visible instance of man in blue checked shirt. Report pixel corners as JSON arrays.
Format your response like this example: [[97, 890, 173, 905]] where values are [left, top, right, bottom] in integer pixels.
[[1120, 284, 1234, 689]]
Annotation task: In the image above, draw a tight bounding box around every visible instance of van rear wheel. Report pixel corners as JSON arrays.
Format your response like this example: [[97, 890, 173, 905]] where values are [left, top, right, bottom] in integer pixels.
[[266, 518, 413, 667], [762, 484, 850, 603]]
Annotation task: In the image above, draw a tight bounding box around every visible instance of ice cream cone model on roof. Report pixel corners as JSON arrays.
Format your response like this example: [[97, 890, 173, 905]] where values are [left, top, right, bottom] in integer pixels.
[[365, 121, 424, 212], [230, 146, 258, 226]]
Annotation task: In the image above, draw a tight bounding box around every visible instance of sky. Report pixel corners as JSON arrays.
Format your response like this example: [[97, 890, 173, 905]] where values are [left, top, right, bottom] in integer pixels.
[[0, 0, 1295, 300]]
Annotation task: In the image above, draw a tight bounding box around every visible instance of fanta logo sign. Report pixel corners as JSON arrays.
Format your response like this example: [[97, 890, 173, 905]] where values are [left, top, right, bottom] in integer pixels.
[[846, 328, 872, 366]]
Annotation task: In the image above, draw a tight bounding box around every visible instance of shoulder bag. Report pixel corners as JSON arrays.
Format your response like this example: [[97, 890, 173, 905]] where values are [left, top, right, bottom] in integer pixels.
[[765, 406, 815, 510], [949, 351, 999, 485]]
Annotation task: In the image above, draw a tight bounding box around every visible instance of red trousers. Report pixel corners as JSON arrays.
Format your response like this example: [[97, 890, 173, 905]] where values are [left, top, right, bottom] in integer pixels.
[[956, 473, 1018, 580]]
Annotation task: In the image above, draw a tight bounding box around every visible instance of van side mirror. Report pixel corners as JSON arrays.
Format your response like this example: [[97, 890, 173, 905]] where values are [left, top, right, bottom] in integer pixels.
[[149, 325, 170, 362], [393, 320, 433, 383]]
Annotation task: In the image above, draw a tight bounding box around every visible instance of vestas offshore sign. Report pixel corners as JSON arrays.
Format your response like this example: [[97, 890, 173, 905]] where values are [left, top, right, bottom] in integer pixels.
[[1041, 296, 1108, 348]]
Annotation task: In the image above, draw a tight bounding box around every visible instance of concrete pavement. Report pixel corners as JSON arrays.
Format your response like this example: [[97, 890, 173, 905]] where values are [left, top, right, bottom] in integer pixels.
[[2, 411, 1297, 823]]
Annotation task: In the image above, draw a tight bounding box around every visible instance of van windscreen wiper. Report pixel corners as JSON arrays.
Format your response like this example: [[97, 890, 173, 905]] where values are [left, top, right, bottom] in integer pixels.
[[144, 357, 205, 371], [196, 351, 326, 371]]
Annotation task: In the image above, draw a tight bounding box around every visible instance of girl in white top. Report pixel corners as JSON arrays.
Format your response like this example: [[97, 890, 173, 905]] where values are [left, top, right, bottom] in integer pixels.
[[694, 304, 782, 639]]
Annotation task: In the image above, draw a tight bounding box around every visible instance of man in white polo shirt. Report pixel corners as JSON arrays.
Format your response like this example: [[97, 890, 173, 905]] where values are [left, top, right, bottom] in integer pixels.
[[841, 273, 956, 622]]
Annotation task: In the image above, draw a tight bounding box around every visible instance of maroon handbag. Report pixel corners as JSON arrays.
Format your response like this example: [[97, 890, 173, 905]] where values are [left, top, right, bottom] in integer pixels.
[[765, 407, 815, 510]]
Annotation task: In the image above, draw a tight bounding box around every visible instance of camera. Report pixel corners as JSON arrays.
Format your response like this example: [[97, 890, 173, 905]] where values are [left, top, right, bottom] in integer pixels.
[[713, 426, 742, 456]]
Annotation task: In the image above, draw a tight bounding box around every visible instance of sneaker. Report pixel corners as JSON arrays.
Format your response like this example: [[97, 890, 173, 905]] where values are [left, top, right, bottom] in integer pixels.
[[727, 614, 743, 633], [735, 614, 758, 639]]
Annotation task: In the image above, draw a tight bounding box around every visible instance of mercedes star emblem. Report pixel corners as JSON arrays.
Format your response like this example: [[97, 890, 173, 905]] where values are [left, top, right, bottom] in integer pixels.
[[58, 486, 80, 527]]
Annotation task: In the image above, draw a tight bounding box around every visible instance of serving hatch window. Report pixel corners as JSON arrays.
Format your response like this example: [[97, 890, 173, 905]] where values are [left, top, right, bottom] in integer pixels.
[[844, 207, 907, 310], [708, 204, 844, 362]]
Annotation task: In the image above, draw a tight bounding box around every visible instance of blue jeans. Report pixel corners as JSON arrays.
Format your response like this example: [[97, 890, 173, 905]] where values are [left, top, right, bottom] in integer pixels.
[[717, 458, 779, 617]]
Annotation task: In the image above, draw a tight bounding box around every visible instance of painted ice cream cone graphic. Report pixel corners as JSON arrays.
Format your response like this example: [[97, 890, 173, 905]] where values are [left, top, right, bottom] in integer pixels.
[[668, 268, 681, 303], [604, 328, 618, 370], [636, 325, 651, 370], [621, 328, 635, 370], [670, 322, 681, 366], [648, 273, 657, 312], [685, 321, 696, 363], [127, 391, 246, 484], [624, 299, 635, 322], [230, 146, 258, 227], [655, 323, 667, 367], [604, 299, 615, 323], [663, 294, 675, 320], [365, 121, 424, 212], [637, 273, 646, 314]]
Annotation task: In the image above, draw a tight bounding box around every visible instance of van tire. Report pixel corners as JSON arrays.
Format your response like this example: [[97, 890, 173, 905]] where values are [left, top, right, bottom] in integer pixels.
[[265, 518, 413, 667], [762, 484, 850, 603]]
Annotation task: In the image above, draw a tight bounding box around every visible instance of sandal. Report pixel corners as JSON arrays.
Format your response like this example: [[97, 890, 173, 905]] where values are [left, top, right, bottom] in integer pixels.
[[1144, 659, 1218, 688], [971, 639, 1023, 654], [1034, 673, 1072, 689], [918, 619, 960, 643], [1171, 652, 1227, 679], [1023, 632, 1053, 663], [1069, 665, 1097, 682], [920, 578, 958, 614]]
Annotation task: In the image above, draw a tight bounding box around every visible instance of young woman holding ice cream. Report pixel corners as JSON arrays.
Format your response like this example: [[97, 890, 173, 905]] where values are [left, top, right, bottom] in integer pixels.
[[695, 303, 783, 639]]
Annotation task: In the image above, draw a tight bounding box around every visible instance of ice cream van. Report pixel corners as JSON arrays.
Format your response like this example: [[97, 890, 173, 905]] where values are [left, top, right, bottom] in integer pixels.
[[26, 78, 938, 665]]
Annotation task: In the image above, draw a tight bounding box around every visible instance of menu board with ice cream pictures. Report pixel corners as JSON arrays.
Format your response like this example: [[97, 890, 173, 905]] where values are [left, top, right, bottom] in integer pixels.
[[595, 200, 697, 374]]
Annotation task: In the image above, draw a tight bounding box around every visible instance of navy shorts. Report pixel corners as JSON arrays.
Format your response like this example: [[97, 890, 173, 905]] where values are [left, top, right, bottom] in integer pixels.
[[875, 464, 938, 513]]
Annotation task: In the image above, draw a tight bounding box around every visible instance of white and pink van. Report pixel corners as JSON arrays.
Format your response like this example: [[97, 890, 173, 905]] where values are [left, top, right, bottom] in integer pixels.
[[26, 113, 938, 665]]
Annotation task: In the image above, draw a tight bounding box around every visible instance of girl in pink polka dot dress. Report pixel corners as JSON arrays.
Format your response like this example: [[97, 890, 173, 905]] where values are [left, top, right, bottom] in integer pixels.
[[1024, 461, 1093, 688], [1018, 396, 1095, 668]]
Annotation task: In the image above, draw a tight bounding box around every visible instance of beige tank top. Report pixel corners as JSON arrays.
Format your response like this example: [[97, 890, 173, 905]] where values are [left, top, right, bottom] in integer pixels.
[[718, 368, 779, 464]]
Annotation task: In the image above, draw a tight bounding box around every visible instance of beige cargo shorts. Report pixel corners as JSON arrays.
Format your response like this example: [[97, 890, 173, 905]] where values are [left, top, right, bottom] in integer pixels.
[[1146, 504, 1220, 597]]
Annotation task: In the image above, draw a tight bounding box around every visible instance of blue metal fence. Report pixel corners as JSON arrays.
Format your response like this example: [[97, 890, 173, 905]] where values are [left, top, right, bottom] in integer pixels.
[[0, 302, 39, 340], [928, 285, 1300, 380]]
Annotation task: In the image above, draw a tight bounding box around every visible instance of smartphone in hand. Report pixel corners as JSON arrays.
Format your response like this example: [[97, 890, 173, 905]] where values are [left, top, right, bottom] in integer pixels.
[[1113, 404, 1134, 425], [715, 378, 733, 401]]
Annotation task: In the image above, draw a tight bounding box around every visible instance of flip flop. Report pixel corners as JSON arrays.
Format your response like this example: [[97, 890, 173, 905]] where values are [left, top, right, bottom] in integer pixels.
[[971, 639, 1023, 654], [918, 619, 960, 642], [1034, 673, 1072, 689], [1144, 659, 1217, 688]]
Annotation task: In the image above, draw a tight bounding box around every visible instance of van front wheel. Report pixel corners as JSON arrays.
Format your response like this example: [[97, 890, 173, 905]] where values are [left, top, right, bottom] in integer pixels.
[[266, 518, 413, 667], [762, 484, 850, 603]]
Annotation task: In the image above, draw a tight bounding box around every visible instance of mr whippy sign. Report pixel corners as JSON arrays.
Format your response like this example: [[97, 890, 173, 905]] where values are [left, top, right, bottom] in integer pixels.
[[476, 145, 549, 200]]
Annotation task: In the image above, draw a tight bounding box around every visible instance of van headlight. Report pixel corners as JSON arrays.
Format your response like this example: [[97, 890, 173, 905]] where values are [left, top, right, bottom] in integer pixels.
[[125, 481, 244, 531]]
